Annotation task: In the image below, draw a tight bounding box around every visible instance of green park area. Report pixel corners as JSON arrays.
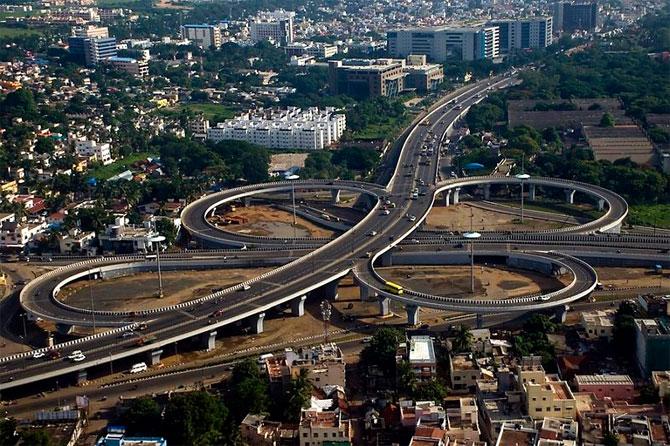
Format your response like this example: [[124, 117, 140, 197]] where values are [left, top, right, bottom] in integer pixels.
[[0, 26, 41, 37], [157, 103, 237, 122], [628, 204, 670, 229], [87, 152, 157, 181]]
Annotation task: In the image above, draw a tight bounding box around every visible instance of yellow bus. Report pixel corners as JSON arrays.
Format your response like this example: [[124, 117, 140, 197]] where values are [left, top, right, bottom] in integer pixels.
[[385, 281, 404, 295]]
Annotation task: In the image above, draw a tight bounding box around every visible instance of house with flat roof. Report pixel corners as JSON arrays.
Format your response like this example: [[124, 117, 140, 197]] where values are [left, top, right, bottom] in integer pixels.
[[408, 336, 437, 381], [449, 354, 481, 391], [574, 374, 634, 401]]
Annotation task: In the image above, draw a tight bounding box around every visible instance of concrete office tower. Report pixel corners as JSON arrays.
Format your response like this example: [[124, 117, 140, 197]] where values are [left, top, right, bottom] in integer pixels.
[[553, 1, 598, 32], [488, 17, 553, 54], [72, 25, 109, 38], [250, 10, 295, 46], [387, 26, 499, 62], [181, 24, 222, 49]]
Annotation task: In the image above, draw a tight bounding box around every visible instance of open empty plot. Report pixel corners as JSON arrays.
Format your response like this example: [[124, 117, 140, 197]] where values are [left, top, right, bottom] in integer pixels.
[[426, 203, 565, 231], [59, 267, 272, 311], [378, 265, 569, 300]]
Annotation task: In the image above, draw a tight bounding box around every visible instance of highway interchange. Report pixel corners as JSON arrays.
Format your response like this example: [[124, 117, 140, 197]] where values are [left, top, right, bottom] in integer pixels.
[[1, 72, 669, 393]]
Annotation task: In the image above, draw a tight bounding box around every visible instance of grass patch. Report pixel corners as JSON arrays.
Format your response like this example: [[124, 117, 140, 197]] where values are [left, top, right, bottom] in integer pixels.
[[0, 26, 41, 37], [628, 204, 670, 229], [347, 115, 414, 141], [87, 152, 157, 181], [157, 103, 237, 122]]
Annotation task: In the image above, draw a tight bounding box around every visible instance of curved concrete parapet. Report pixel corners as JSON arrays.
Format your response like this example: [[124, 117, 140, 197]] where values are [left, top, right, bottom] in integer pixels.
[[181, 179, 385, 248], [434, 176, 628, 234], [353, 250, 598, 313]]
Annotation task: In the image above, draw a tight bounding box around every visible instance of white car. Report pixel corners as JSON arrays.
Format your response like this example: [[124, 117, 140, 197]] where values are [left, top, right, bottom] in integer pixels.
[[129, 362, 148, 374], [71, 354, 86, 362], [121, 331, 136, 338], [368, 231, 377, 236], [382, 209, 390, 215], [408, 215, 417, 222], [32, 351, 45, 359], [67, 350, 83, 359]]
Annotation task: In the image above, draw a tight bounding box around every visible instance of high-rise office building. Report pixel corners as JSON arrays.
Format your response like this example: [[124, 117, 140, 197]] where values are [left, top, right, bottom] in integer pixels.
[[249, 10, 295, 46], [553, 2, 598, 32], [72, 25, 109, 38], [387, 26, 499, 62], [68, 26, 117, 66], [488, 17, 553, 54], [181, 24, 223, 49]]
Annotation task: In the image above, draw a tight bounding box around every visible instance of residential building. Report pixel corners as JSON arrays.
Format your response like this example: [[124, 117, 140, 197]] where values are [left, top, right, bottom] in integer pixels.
[[181, 24, 222, 49], [285, 42, 338, 59], [75, 139, 113, 165], [449, 354, 481, 391], [207, 107, 346, 151], [250, 10, 295, 46], [487, 17, 552, 54], [553, 1, 599, 32], [240, 413, 282, 446], [574, 374, 635, 400], [523, 371, 576, 420], [444, 397, 480, 443], [0, 219, 48, 249], [298, 409, 351, 446], [57, 229, 96, 255], [537, 417, 578, 445], [98, 216, 159, 254], [495, 423, 538, 446], [400, 400, 446, 429], [107, 56, 148, 77], [637, 294, 670, 317], [287, 343, 346, 390], [188, 116, 210, 140], [635, 318, 670, 375], [387, 26, 499, 62], [651, 371, 670, 398], [406, 335, 437, 381], [580, 309, 615, 339]]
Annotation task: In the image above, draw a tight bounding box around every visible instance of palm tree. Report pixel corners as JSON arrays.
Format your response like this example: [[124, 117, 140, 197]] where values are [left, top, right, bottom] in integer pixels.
[[452, 325, 474, 353]]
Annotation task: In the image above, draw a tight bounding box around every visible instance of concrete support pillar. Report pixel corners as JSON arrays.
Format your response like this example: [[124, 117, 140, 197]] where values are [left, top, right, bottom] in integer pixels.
[[598, 199, 605, 212], [453, 188, 461, 205], [251, 312, 265, 334], [203, 331, 217, 352], [379, 251, 393, 267], [330, 189, 341, 204], [291, 295, 307, 317], [564, 189, 576, 204], [243, 197, 251, 207], [476, 314, 483, 329], [406, 304, 420, 326], [483, 184, 491, 200], [322, 280, 340, 301], [76, 369, 88, 385], [148, 349, 163, 366], [378, 296, 391, 316], [528, 184, 536, 201], [554, 305, 568, 324], [443, 190, 452, 207]]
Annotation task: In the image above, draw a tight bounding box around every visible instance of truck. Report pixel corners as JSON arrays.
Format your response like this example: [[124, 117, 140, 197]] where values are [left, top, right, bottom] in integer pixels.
[[135, 335, 157, 346]]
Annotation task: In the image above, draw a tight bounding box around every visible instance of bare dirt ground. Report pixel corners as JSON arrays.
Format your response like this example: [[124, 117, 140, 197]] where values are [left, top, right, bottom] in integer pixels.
[[426, 203, 565, 231], [153, 0, 192, 9], [595, 267, 669, 290], [213, 205, 336, 238], [60, 268, 272, 312], [378, 265, 569, 300]]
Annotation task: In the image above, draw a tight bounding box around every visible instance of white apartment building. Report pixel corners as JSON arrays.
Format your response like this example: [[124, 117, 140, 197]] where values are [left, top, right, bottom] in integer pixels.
[[181, 24, 222, 49], [298, 409, 351, 446], [250, 10, 295, 46], [72, 24, 109, 38], [488, 17, 553, 54], [75, 139, 113, 165], [0, 218, 48, 249], [207, 107, 346, 151], [387, 25, 499, 62], [107, 56, 148, 77]]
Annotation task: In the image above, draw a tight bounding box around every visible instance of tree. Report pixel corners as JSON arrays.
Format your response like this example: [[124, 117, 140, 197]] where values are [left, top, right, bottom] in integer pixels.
[[19, 429, 55, 446], [155, 219, 178, 246], [361, 327, 403, 377], [523, 314, 557, 334], [396, 360, 417, 395], [122, 396, 162, 436], [612, 301, 637, 362], [600, 112, 615, 127], [228, 359, 270, 421], [163, 391, 230, 445], [603, 431, 619, 446], [0, 419, 17, 446], [281, 368, 312, 422], [451, 325, 474, 353], [413, 380, 448, 402]]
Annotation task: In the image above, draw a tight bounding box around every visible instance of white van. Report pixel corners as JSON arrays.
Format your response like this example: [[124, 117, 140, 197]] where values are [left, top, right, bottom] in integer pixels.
[[257, 353, 274, 364], [130, 362, 148, 374]]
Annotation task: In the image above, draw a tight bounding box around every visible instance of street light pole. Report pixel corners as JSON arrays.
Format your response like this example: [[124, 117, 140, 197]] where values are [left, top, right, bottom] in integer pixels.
[[464, 209, 481, 294], [149, 235, 166, 298], [516, 173, 530, 225]]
